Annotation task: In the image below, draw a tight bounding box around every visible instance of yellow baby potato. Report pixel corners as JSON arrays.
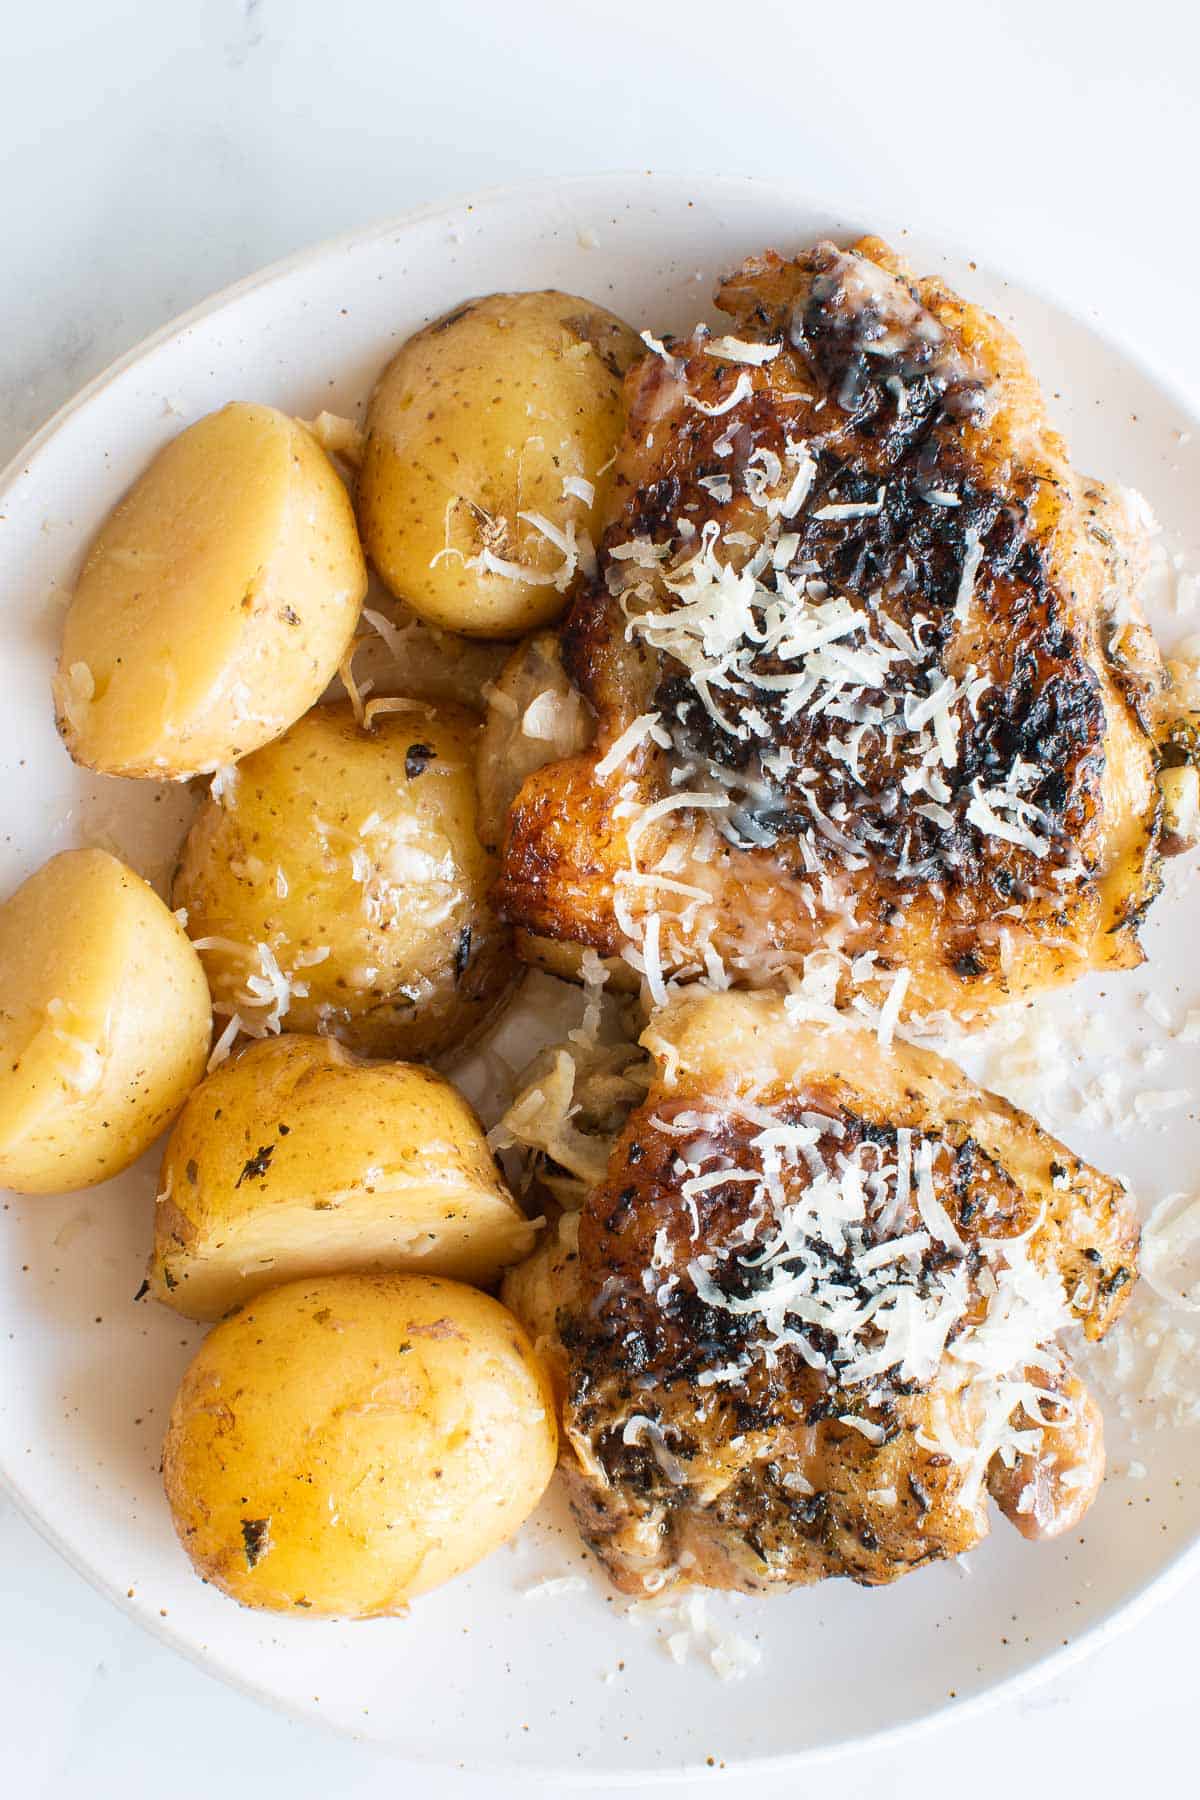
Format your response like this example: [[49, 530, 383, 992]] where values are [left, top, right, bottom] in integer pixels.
[[162, 1273, 558, 1615], [0, 849, 211, 1192], [357, 291, 641, 638], [172, 701, 511, 1060], [150, 1034, 538, 1320], [54, 403, 367, 778]]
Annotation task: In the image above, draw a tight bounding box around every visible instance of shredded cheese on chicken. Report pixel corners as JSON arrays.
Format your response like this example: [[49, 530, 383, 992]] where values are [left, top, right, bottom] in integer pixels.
[[665, 1096, 1072, 1508]]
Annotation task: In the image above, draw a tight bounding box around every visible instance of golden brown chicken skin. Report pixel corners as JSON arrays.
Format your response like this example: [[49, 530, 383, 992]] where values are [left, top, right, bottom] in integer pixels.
[[503, 993, 1138, 1596], [498, 238, 1180, 1019]]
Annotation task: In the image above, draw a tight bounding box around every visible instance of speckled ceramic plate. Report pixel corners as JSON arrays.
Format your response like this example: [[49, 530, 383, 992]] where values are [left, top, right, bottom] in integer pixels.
[[2, 174, 1199, 1783]]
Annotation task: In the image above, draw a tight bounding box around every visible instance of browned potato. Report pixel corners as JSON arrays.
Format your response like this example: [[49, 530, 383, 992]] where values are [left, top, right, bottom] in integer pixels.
[[172, 701, 511, 1060], [54, 403, 367, 778], [0, 849, 210, 1192], [149, 1034, 538, 1320], [357, 291, 642, 637], [162, 1273, 558, 1615]]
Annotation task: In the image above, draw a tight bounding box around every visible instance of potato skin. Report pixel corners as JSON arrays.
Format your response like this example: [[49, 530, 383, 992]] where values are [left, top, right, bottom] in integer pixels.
[[162, 1273, 558, 1615], [150, 1034, 538, 1320], [0, 849, 211, 1192], [172, 701, 511, 1060], [54, 403, 367, 778], [358, 292, 642, 638]]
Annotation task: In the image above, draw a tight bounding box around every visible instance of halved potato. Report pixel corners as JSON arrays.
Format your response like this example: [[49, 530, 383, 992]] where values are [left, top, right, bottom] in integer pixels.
[[163, 1272, 558, 1615], [150, 1033, 538, 1319], [54, 403, 367, 778], [171, 700, 512, 1060], [357, 291, 642, 637], [0, 849, 211, 1192]]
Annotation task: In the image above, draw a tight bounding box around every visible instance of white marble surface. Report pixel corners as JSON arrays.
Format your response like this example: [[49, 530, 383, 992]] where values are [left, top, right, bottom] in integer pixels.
[[2, 3, 1199, 1794]]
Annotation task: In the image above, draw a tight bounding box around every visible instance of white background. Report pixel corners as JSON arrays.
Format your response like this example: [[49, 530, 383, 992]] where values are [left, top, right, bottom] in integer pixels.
[[2, 2, 1198, 1794]]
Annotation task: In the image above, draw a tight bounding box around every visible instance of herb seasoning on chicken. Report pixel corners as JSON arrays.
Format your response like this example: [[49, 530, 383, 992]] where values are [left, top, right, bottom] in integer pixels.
[[499, 237, 1194, 1018], [503, 992, 1138, 1595]]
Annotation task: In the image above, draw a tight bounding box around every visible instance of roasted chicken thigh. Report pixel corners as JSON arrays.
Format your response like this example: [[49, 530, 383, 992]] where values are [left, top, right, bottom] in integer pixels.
[[503, 992, 1138, 1595], [498, 238, 1185, 1018]]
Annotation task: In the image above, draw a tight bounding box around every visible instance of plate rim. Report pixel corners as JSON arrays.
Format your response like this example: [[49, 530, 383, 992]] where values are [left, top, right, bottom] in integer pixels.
[[3, 169, 1200, 1778], [4, 167, 1199, 504]]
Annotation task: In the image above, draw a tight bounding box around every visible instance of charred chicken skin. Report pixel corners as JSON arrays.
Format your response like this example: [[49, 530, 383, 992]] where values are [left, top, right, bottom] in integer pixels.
[[503, 992, 1138, 1596], [498, 237, 1181, 1018]]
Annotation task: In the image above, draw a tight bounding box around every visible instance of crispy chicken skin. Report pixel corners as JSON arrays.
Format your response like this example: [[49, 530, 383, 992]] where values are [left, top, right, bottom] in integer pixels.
[[503, 992, 1138, 1596], [498, 237, 1182, 1018]]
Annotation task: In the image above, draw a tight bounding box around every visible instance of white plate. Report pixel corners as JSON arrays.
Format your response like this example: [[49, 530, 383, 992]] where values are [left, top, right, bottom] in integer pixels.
[[2, 174, 1200, 1783]]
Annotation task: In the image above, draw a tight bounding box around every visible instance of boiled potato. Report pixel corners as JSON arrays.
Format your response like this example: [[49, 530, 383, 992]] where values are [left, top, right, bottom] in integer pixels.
[[54, 403, 367, 779], [357, 291, 642, 638], [150, 1033, 538, 1320], [162, 1273, 558, 1614], [0, 849, 210, 1192], [172, 701, 511, 1059]]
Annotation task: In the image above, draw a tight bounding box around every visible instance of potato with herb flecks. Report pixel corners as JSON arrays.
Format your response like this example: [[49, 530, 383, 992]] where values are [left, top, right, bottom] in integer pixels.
[[149, 1034, 538, 1320], [171, 701, 511, 1060], [357, 291, 642, 638], [162, 1273, 558, 1615], [0, 849, 210, 1192], [54, 403, 367, 778]]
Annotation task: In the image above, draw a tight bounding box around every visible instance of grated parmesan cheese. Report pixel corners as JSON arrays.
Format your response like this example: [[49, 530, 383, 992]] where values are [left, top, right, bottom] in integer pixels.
[[703, 336, 782, 367], [875, 967, 910, 1050], [209, 764, 239, 806], [206, 1012, 242, 1072], [684, 372, 754, 418], [953, 527, 983, 623], [522, 1575, 589, 1601], [812, 488, 885, 522], [594, 712, 669, 781], [563, 473, 595, 506], [640, 329, 684, 375]]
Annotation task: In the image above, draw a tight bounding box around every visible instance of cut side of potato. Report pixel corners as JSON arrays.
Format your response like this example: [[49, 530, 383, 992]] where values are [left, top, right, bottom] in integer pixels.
[[150, 1034, 538, 1320], [162, 1273, 559, 1615], [358, 291, 642, 638], [55, 402, 367, 778], [0, 849, 211, 1192]]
